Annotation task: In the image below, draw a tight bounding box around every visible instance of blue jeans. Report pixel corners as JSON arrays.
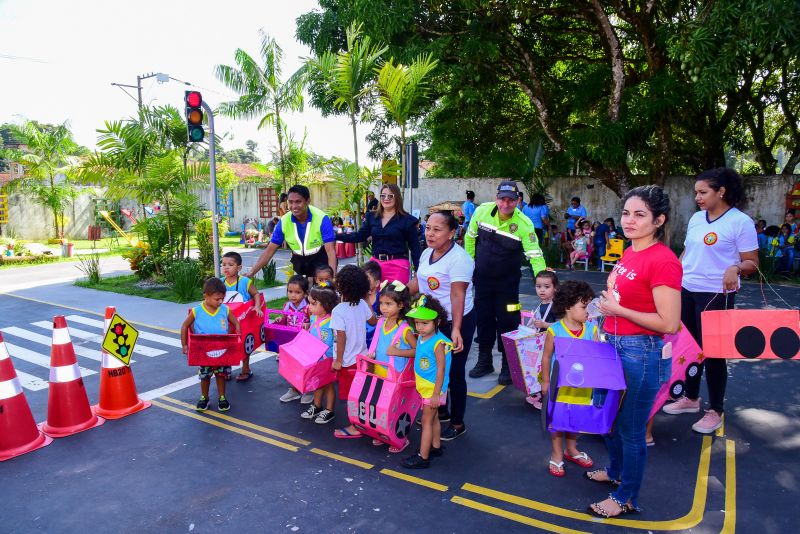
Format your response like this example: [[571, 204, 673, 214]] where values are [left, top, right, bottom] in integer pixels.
[[603, 334, 670, 509]]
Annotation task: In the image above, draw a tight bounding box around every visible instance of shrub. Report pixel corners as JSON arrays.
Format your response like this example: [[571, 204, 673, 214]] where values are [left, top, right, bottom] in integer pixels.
[[195, 216, 228, 276], [76, 251, 102, 285], [261, 260, 277, 287], [0, 255, 60, 266], [167, 259, 202, 302], [123, 245, 152, 279]]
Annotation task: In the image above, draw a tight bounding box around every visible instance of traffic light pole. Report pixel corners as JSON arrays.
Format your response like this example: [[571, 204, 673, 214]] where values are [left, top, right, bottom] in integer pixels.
[[201, 101, 221, 278]]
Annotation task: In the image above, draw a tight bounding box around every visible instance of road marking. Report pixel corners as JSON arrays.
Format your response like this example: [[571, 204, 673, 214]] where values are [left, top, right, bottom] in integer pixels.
[[31, 321, 166, 357], [468, 384, 505, 399], [379, 469, 448, 492], [1, 326, 107, 362], [451, 496, 589, 534], [0, 293, 180, 333], [460, 435, 712, 530], [310, 448, 374, 469], [716, 416, 725, 437], [65, 315, 182, 347], [139, 352, 273, 400], [3, 341, 96, 377], [720, 439, 737, 533], [159, 396, 310, 446], [150, 399, 299, 452], [13, 368, 49, 391]]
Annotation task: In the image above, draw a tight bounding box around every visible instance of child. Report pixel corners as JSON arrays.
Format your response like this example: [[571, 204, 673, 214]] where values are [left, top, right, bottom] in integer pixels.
[[314, 264, 335, 286], [181, 278, 241, 412], [368, 280, 417, 453], [279, 275, 313, 404], [332, 265, 378, 439], [221, 251, 263, 382], [300, 282, 339, 424], [362, 260, 382, 348], [401, 295, 452, 469], [567, 226, 590, 270], [540, 280, 596, 477], [772, 223, 796, 274], [526, 270, 559, 409]]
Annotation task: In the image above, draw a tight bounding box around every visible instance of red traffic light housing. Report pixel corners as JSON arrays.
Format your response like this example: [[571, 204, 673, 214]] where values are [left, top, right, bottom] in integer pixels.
[[184, 91, 204, 143]]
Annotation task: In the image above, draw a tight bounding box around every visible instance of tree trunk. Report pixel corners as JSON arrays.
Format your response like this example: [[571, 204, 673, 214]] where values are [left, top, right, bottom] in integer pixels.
[[741, 104, 778, 174], [350, 112, 364, 266], [275, 106, 287, 192]]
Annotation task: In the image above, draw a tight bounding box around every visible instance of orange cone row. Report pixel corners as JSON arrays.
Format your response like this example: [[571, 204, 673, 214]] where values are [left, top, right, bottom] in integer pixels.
[[1, 308, 150, 462]]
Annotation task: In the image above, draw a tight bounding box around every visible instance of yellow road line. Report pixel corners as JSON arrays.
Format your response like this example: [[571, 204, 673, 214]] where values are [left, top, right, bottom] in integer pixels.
[[720, 439, 737, 533], [468, 384, 505, 399], [461, 435, 712, 530], [380, 469, 448, 492], [1, 292, 181, 333], [451, 496, 589, 534], [159, 396, 310, 446], [151, 400, 298, 452], [310, 447, 374, 469], [716, 417, 725, 437]]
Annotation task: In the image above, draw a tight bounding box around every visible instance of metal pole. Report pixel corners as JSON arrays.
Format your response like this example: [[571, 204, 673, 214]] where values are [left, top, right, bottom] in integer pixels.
[[202, 101, 221, 278], [136, 75, 143, 110]]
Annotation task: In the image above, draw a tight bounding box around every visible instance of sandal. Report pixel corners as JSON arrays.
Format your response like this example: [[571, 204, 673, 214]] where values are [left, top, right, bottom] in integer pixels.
[[584, 469, 620, 486], [389, 440, 409, 454], [372, 438, 384, 447], [565, 451, 593, 468], [646, 438, 655, 447], [235, 371, 253, 382], [588, 496, 636, 518], [548, 460, 566, 477], [334, 427, 362, 439]]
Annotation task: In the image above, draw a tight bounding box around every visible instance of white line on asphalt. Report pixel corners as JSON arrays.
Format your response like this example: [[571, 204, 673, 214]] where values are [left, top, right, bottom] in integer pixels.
[[3, 341, 96, 377], [31, 321, 166, 357], [140, 351, 274, 400], [14, 369, 49, 391], [0, 326, 110, 363], [65, 315, 183, 348]]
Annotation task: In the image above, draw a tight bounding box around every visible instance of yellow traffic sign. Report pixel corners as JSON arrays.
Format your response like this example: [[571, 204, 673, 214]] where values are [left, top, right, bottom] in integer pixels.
[[101, 313, 139, 365]]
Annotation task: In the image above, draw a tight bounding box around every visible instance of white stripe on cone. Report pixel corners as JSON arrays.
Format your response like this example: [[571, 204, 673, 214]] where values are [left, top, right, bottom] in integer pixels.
[[0, 376, 23, 399], [49, 363, 81, 383], [0, 342, 9, 360], [52, 327, 71, 345]]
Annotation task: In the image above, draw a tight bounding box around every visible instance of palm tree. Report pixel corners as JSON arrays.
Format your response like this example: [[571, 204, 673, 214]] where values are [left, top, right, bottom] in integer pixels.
[[2, 121, 83, 238], [375, 53, 438, 184], [215, 31, 303, 192]]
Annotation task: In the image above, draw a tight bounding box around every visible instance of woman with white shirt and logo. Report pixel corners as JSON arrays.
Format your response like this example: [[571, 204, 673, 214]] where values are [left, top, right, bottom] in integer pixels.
[[408, 211, 476, 442], [662, 168, 759, 434]]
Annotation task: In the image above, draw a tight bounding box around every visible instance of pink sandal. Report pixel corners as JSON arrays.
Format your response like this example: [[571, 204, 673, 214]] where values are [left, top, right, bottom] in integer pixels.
[[565, 451, 593, 468]]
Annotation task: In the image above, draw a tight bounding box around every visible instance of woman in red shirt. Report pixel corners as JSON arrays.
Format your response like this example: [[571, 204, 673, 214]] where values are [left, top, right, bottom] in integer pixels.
[[585, 185, 682, 518]]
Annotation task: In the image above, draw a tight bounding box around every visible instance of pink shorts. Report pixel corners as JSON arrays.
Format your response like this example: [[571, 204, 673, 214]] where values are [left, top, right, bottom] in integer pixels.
[[422, 393, 447, 406]]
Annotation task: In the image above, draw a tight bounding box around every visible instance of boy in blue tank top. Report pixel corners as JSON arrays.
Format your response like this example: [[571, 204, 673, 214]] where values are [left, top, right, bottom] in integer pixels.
[[181, 278, 241, 412], [221, 251, 263, 382]]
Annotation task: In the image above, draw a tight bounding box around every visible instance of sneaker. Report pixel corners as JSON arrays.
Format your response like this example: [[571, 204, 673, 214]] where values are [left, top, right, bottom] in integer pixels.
[[314, 409, 335, 424], [429, 445, 445, 458], [440, 424, 467, 441], [662, 396, 701, 415], [498, 369, 512, 385], [280, 388, 301, 403], [196, 396, 209, 411], [401, 453, 430, 469], [301, 404, 321, 420], [692, 410, 723, 434], [527, 394, 543, 410], [468, 362, 495, 378], [217, 396, 230, 412], [438, 408, 451, 423], [300, 393, 315, 405]]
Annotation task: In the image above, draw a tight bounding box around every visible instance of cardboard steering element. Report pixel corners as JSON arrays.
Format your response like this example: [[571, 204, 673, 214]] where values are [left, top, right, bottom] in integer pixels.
[[101, 314, 139, 365]]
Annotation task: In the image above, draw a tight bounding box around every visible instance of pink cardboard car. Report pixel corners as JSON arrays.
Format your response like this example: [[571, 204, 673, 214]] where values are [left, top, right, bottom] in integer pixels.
[[649, 322, 703, 419], [263, 308, 303, 352]]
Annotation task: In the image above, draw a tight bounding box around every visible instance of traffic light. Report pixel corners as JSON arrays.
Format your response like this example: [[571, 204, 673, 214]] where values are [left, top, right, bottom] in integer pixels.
[[185, 90, 204, 142]]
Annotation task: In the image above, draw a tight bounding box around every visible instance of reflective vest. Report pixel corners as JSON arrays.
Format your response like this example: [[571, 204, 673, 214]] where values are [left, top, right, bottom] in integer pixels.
[[281, 205, 326, 256]]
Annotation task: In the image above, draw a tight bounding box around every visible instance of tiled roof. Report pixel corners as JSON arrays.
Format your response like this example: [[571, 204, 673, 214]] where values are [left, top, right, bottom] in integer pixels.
[[227, 163, 273, 181]]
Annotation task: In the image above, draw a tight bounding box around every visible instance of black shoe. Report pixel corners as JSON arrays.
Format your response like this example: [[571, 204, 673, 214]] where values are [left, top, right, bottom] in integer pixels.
[[498, 369, 512, 385], [438, 408, 450, 423], [196, 396, 209, 411], [430, 446, 445, 457], [217, 396, 230, 412], [402, 453, 430, 469], [441, 424, 467, 441], [469, 363, 495, 378]]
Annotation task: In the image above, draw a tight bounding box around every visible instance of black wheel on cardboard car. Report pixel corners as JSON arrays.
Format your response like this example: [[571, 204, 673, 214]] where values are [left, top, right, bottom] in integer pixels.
[[685, 362, 701, 379], [244, 333, 255, 355], [260, 325, 266, 343], [669, 380, 685, 399]]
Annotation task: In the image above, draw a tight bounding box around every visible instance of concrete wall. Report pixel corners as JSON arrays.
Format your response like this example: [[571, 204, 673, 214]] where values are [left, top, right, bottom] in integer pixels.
[[394, 175, 798, 244], [5, 188, 100, 240]]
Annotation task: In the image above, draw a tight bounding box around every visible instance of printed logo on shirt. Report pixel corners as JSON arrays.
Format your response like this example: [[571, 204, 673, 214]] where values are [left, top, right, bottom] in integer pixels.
[[509, 223, 518, 233], [220, 317, 227, 329], [703, 232, 718, 246], [529, 233, 536, 243], [427, 276, 441, 291], [419, 357, 431, 371]]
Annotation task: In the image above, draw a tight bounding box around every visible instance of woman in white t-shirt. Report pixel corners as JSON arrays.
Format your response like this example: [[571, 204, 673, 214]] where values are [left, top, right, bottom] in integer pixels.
[[408, 212, 476, 442], [662, 168, 759, 434]]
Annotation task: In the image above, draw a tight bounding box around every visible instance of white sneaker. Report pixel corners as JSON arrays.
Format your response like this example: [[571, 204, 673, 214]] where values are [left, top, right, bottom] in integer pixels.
[[279, 388, 301, 403], [662, 396, 701, 415], [300, 393, 315, 404]]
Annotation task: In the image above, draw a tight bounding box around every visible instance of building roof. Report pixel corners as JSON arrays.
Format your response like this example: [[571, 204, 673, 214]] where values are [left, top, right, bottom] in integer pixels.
[[227, 163, 273, 182], [0, 173, 11, 186], [419, 160, 436, 172]]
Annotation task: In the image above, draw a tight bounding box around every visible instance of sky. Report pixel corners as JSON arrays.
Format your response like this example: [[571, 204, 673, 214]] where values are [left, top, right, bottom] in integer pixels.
[[0, 0, 378, 164]]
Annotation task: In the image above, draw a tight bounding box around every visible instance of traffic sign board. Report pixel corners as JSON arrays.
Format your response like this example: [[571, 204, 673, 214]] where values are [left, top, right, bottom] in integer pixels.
[[101, 314, 139, 365]]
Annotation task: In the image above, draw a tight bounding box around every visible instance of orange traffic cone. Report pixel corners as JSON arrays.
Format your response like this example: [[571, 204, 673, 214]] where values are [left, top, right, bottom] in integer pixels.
[[0, 333, 53, 461], [40, 316, 105, 437], [93, 306, 150, 419]]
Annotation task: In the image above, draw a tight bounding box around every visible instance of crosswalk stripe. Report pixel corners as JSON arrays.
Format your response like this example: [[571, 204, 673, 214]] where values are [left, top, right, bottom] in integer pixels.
[[3, 341, 96, 377], [14, 369, 49, 391], [31, 321, 166, 357], [65, 315, 182, 348], [1, 326, 108, 363]]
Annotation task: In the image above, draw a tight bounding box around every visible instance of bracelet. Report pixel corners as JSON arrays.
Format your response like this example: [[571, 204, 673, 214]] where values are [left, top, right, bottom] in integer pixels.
[[733, 264, 742, 274]]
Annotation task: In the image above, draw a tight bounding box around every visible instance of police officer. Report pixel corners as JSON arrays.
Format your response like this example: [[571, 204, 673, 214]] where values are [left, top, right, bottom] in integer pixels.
[[247, 184, 337, 279], [464, 180, 547, 384]]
